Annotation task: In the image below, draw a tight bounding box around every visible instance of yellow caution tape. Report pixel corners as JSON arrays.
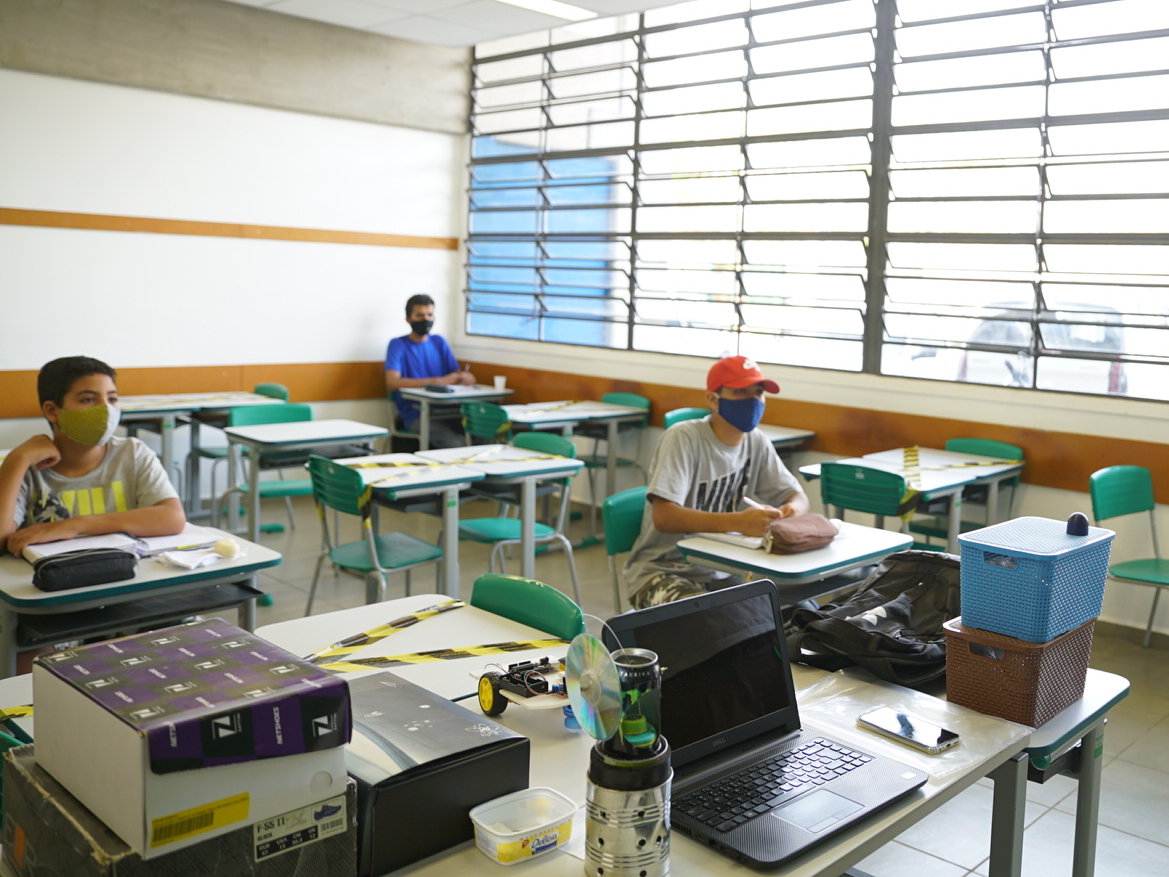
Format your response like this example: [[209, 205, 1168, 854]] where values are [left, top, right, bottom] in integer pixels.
[[0, 705, 32, 719], [304, 600, 465, 663], [320, 638, 568, 673]]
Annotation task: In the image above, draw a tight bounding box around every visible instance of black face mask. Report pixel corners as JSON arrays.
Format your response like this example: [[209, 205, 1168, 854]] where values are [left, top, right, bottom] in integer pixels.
[[410, 319, 434, 336]]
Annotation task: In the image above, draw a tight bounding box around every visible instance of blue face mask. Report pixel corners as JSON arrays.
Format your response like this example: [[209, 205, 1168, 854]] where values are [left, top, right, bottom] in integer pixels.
[[717, 395, 765, 433]]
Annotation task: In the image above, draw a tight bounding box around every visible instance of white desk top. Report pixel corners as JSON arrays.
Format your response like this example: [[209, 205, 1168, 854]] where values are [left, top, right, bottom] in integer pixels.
[[224, 419, 387, 447], [335, 453, 485, 494], [255, 594, 1031, 877], [399, 384, 514, 401], [118, 392, 284, 413], [0, 529, 282, 609], [679, 522, 913, 583], [801, 447, 1022, 493], [503, 400, 646, 425], [417, 444, 585, 478], [758, 423, 816, 446]]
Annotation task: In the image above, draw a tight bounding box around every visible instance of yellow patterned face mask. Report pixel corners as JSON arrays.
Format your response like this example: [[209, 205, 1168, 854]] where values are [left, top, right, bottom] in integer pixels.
[[56, 404, 121, 446]]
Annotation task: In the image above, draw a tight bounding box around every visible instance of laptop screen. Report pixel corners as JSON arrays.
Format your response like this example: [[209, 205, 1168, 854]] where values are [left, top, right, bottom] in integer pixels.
[[604, 581, 800, 767]]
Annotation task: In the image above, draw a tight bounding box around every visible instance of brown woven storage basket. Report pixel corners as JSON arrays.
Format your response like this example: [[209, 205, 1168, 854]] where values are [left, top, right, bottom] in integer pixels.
[[944, 616, 1094, 727]]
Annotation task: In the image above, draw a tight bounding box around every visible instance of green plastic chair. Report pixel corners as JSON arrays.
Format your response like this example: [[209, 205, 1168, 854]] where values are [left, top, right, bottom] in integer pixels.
[[215, 403, 315, 530], [461, 401, 512, 444], [470, 573, 584, 641], [603, 486, 648, 613], [579, 392, 650, 535], [820, 462, 914, 531], [186, 383, 291, 513], [304, 456, 443, 615], [457, 431, 582, 605], [1090, 465, 1169, 648], [908, 438, 1024, 544], [663, 407, 708, 429]]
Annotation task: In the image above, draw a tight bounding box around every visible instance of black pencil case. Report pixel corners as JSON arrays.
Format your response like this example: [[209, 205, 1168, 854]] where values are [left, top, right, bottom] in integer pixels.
[[31, 548, 138, 592]]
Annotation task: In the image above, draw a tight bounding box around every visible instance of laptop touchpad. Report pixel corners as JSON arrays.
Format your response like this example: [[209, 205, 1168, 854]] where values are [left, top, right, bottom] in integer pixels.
[[772, 790, 863, 833]]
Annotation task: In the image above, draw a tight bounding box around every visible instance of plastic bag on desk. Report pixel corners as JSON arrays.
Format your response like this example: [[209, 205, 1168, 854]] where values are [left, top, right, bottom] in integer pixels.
[[156, 537, 248, 570], [796, 667, 1031, 780]]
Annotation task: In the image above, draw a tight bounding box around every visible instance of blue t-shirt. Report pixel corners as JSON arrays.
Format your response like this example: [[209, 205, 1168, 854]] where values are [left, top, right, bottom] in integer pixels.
[[384, 334, 459, 426]]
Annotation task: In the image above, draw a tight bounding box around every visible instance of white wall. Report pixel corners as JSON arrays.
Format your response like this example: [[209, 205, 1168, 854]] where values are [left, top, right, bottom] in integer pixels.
[[0, 68, 465, 369]]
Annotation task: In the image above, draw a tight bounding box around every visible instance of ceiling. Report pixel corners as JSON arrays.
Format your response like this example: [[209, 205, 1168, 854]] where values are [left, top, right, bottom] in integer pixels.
[[221, 0, 681, 48]]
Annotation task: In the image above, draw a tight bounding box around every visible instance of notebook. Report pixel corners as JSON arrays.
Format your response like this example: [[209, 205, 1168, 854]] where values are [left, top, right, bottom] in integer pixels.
[[21, 524, 220, 563], [603, 579, 928, 869]]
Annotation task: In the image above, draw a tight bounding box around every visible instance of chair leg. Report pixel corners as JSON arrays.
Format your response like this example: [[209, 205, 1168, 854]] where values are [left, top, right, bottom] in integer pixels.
[[405, 569, 412, 597], [587, 467, 599, 536], [608, 556, 623, 614], [305, 552, 329, 616], [1143, 588, 1162, 648], [284, 496, 296, 529], [555, 534, 583, 606]]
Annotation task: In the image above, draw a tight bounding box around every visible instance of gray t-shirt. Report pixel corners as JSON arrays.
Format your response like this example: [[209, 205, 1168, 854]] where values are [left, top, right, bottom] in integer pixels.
[[623, 417, 803, 591], [12, 436, 178, 529]]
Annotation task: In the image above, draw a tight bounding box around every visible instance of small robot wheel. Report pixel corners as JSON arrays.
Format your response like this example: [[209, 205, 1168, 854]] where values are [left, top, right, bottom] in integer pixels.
[[478, 672, 507, 716]]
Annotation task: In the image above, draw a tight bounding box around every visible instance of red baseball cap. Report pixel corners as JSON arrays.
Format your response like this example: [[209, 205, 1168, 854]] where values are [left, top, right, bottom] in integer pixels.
[[706, 356, 780, 394]]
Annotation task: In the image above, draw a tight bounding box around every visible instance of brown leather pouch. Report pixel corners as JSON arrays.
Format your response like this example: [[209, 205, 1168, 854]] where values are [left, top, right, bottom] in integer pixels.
[[762, 514, 838, 554]]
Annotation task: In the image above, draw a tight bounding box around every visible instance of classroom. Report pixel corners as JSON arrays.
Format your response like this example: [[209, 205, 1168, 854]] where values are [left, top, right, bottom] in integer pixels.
[[0, 1, 1167, 875]]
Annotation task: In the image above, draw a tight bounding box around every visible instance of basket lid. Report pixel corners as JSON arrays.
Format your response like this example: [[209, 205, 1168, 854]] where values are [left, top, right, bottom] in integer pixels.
[[957, 516, 1114, 558], [943, 615, 1095, 650]]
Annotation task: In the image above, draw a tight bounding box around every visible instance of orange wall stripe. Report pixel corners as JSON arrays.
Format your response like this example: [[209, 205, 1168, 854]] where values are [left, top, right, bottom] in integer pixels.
[[2, 362, 1162, 498], [0, 208, 458, 251]]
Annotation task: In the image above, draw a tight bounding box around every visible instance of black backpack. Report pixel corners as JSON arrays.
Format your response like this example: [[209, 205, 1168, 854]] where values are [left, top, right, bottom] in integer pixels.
[[785, 550, 962, 689]]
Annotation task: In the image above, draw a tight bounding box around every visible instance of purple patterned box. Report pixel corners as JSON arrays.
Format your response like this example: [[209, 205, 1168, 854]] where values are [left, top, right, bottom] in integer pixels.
[[33, 618, 352, 858]]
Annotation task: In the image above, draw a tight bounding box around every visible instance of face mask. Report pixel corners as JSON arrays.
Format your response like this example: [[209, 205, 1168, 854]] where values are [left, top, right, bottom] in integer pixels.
[[57, 403, 121, 446], [410, 319, 434, 336], [717, 396, 765, 433]]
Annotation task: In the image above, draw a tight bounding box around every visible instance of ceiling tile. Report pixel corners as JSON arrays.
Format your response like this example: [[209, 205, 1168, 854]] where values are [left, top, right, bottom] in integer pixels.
[[430, 0, 567, 33], [578, 0, 679, 12], [266, 0, 405, 29], [369, 15, 502, 46], [360, 0, 474, 11]]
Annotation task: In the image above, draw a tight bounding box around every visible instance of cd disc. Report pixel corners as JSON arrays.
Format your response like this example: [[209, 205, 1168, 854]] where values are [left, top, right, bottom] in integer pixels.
[[565, 634, 622, 740]]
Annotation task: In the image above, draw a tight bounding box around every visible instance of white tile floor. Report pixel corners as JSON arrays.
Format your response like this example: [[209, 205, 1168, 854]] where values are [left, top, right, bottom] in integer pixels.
[[247, 495, 1169, 877]]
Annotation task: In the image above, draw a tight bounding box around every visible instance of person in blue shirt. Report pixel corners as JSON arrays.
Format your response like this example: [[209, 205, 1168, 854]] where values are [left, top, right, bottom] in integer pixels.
[[384, 294, 476, 448]]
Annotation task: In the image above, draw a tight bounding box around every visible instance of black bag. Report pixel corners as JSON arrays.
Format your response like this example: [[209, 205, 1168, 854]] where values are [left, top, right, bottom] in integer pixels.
[[31, 548, 138, 592], [785, 550, 961, 688]]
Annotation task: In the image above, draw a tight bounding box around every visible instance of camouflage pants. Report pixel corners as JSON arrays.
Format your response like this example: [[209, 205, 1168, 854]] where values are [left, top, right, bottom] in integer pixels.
[[629, 572, 744, 610]]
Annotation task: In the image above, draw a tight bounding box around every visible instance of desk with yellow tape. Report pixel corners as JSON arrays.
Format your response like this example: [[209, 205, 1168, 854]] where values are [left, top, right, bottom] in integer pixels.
[[800, 447, 1024, 553]]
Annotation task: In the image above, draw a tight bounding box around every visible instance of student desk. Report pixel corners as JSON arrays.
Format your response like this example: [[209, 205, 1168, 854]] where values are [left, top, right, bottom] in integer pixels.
[[224, 419, 387, 542], [398, 385, 514, 450], [503, 400, 648, 503], [334, 453, 486, 598], [417, 444, 584, 580], [800, 447, 1025, 553], [254, 594, 1035, 877], [677, 522, 913, 603], [759, 423, 817, 453], [0, 529, 280, 679], [118, 391, 283, 494]]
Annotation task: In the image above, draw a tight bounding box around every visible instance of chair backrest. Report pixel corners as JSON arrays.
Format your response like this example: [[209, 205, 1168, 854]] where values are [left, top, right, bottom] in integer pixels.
[[229, 402, 313, 427], [602, 392, 650, 426], [663, 407, 708, 429], [253, 382, 290, 401], [512, 429, 575, 460], [307, 455, 367, 517], [820, 462, 908, 518], [462, 401, 511, 442], [603, 486, 648, 557], [470, 574, 584, 640], [1090, 465, 1156, 521], [945, 437, 1023, 461]]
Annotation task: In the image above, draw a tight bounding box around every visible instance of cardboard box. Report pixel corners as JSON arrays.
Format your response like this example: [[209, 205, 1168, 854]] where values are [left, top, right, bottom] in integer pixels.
[[346, 672, 530, 876], [32, 618, 351, 858], [2, 745, 357, 877]]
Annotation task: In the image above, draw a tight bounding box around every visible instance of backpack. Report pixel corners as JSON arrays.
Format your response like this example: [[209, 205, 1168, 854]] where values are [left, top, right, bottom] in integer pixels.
[[785, 550, 962, 689]]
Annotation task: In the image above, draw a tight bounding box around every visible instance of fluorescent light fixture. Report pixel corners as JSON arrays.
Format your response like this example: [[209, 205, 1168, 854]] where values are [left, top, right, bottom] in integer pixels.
[[494, 0, 598, 21]]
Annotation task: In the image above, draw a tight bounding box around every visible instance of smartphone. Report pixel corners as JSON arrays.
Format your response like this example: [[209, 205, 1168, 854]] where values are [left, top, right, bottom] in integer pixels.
[[857, 706, 961, 755]]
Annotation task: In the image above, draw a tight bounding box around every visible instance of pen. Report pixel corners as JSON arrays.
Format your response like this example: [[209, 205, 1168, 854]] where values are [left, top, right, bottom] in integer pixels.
[[742, 496, 766, 510]]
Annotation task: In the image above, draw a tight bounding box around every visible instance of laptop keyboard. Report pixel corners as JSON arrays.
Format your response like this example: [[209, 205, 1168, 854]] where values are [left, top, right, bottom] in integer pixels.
[[676, 738, 872, 833]]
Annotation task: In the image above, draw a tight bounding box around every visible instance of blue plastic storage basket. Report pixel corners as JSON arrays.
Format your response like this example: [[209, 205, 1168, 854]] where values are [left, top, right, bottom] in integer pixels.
[[958, 516, 1114, 642]]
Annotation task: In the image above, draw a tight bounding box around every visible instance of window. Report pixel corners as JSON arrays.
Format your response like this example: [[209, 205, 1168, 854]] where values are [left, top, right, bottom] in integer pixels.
[[467, 0, 1169, 401]]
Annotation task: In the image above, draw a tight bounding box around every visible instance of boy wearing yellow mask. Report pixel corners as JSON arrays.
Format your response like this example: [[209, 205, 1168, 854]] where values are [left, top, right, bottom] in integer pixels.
[[0, 356, 186, 558]]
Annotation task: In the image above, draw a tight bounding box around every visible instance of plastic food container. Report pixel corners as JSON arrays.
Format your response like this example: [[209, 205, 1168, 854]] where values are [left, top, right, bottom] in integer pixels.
[[470, 787, 577, 865]]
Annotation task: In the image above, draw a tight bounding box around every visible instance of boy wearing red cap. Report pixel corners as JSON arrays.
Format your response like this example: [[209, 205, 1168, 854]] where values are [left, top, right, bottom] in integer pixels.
[[624, 356, 808, 608]]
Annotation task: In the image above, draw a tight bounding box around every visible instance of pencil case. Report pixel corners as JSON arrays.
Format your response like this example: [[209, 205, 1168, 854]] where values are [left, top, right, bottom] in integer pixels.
[[32, 548, 138, 592]]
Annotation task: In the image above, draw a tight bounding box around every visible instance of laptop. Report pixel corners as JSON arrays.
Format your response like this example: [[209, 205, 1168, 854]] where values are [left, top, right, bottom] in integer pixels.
[[603, 579, 928, 869]]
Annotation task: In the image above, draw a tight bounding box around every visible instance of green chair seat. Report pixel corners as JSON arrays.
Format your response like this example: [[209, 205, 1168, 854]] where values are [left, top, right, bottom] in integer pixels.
[[1110, 558, 1169, 587], [238, 479, 313, 499], [459, 518, 556, 543], [329, 532, 443, 574]]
